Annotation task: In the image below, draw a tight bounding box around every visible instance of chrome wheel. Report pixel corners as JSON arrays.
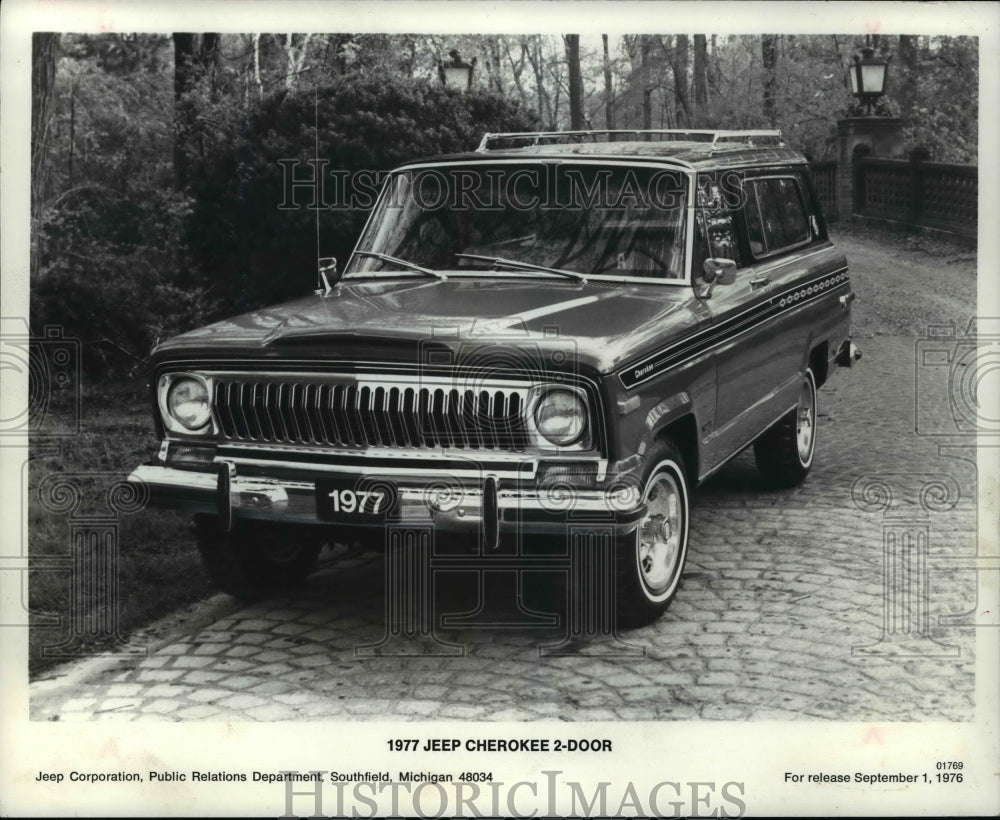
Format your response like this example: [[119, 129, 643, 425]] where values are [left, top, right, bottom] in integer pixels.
[[615, 444, 690, 625], [796, 376, 815, 463], [636, 467, 686, 599], [753, 367, 818, 487]]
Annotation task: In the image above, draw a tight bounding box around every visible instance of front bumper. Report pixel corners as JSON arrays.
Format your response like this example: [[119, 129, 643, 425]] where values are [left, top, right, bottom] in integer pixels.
[[127, 460, 645, 542]]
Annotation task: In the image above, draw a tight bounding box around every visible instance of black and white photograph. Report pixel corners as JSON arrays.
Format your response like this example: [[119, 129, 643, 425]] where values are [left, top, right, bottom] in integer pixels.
[[2, 1, 998, 816]]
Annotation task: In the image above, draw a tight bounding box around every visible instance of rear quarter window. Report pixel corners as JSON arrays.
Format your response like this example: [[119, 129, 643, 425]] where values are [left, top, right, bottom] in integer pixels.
[[744, 175, 811, 258]]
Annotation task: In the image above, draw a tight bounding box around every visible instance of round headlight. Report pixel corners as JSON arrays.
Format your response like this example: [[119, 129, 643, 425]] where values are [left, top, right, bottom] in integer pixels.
[[534, 389, 586, 446], [167, 377, 211, 430]]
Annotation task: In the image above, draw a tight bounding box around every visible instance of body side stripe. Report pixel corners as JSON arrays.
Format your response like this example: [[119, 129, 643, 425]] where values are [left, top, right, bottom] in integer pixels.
[[619, 267, 850, 388]]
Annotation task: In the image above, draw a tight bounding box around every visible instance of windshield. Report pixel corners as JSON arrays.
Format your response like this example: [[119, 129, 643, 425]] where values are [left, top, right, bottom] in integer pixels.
[[346, 163, 690, 282]]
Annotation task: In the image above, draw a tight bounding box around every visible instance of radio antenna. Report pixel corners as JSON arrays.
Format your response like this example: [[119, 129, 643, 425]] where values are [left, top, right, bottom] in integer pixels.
[[314, 84, 335, 296]]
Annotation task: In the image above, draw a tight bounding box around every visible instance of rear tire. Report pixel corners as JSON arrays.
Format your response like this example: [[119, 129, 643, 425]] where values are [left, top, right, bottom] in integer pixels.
[[195, 518, 322, 601], [615, 441, 690, 627], [753, 368, 817, 487]]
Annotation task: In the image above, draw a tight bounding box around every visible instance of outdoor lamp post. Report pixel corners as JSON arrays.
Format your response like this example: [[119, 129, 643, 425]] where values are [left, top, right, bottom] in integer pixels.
[[849, 46, 889, 115], [439, 49, 476, 90]]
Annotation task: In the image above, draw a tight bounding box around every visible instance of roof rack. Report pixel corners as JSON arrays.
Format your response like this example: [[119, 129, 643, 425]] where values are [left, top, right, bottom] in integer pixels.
[[476, 129, 784, 153]]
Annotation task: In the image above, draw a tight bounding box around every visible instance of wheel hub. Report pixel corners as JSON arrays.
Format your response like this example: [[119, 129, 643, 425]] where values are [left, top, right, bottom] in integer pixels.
[[796, 378, 815, 461], [637, 475, 683, 595]]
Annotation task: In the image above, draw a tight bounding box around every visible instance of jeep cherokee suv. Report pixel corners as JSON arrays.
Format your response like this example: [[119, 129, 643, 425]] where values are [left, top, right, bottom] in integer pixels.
[[129, 129, 859, 625]]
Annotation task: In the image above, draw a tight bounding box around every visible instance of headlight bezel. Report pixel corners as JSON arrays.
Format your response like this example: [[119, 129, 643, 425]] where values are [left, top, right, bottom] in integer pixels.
[[158, 372, 214, 435], [528, 384, 590, 448]]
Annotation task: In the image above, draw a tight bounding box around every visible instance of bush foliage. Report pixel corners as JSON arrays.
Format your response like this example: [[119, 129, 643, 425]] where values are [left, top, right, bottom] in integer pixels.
[[186, 75, 537, 312], [32, 65, 536, 374]]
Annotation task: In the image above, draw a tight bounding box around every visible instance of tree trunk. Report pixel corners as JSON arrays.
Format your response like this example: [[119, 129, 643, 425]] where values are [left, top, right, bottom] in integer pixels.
[[281, 33, 314, 91], [693, 34, 708, 125], [173, 33, 198, 187], [761, 34, 777, 126], [897, 34, 919, 123], [173, 33, 197, 100], [200, 33, 220, 100], [602, 34, 616, 131], [671, 34, 691, 127], [252, 33, 264, 96], [708, 35, 718, 97], [31, 33, 59, 278], [487, 37, 504, 93], [504, 38, 530, 108], [641, 35, 652, 132], [525, 36, 550, 126], [564, 34, 584, 130]]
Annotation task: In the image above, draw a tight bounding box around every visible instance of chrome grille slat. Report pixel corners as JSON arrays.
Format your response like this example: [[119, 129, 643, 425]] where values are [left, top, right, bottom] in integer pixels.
[[323, 385, 341, 446], [212, 376, 533, 452], [343, 385, 359, 446], [287, 383, 303, 443], [278, 383, 295, 442], [441, 389, 453, 449], [300, 383, 317, 444], [362, 386, 377, 446], [403, 388, 421, 448], [249, 383, 263, 439], [264, 384, 280, 442], [232, 382, 246, 440]]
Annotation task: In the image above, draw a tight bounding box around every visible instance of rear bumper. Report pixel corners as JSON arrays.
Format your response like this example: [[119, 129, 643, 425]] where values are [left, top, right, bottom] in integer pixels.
[[127, 461, 644, 539], [835, 339, 862, 367]]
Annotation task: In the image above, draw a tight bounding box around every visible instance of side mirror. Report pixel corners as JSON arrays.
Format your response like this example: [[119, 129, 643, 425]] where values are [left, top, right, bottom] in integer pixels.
[[316, 257, 338, 296], [699, 258, 737, 297]]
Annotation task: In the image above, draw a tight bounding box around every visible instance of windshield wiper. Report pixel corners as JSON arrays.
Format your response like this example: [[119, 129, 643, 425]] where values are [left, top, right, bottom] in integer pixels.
[[453, 254, 587, 282], [349, 252, 447, 280]]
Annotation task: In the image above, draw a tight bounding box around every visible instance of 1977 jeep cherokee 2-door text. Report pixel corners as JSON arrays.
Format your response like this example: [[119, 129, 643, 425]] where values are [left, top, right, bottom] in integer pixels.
[[129, 129, 859, 625]]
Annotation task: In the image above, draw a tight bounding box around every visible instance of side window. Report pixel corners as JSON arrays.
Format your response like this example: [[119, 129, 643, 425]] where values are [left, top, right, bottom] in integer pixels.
[[744, 186, 766, 256], [694, 178, 742, 274], [744, 176, 811, 258]]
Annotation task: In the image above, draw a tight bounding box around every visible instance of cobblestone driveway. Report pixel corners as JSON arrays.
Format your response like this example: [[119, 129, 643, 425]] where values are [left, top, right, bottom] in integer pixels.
[[30, 234, 982, 723]]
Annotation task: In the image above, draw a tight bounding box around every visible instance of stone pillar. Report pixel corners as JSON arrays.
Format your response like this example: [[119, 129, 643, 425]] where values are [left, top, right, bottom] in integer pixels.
[[836, 117, 905, 221]]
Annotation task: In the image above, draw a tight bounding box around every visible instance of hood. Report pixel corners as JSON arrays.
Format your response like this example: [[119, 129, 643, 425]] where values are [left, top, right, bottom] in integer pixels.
[[154, 275, 705, 374]]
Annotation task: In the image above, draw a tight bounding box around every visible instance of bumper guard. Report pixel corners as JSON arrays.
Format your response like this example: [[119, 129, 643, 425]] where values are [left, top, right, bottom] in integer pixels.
[[126, 461, 643, 537]]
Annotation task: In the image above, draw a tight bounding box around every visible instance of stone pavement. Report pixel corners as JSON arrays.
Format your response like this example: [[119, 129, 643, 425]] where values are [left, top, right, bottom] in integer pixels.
[[30, 335, 980, 722]]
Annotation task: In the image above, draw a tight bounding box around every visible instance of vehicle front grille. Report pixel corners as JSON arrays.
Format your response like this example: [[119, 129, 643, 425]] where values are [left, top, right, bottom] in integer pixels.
[[212, 377, 531, 451]]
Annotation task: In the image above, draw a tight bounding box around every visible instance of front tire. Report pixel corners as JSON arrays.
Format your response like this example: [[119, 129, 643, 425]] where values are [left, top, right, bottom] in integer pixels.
[[753, 368, 817, 487], [195, 518, 322, 601], [615, 441, 690, 627]]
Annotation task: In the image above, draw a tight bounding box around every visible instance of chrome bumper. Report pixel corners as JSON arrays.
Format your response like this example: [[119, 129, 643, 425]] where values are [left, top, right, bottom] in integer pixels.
[[835, 340, 862, 367], [126, 462, 642, 537]]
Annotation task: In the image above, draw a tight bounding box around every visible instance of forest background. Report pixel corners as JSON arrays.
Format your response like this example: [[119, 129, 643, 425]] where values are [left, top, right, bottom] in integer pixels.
[[29, 32, 978, 375]]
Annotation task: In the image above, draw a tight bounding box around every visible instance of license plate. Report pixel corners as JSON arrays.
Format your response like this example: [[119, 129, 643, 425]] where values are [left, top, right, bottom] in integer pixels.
[[315, 479, 397, 523]]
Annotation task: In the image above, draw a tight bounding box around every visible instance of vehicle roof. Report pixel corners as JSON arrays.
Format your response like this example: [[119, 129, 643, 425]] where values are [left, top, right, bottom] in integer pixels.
[[396, 131, 809, 173]]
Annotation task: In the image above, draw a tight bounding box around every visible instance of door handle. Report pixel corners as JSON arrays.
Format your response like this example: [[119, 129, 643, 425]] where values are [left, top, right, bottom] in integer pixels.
[[749, 273, 770, 288]]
